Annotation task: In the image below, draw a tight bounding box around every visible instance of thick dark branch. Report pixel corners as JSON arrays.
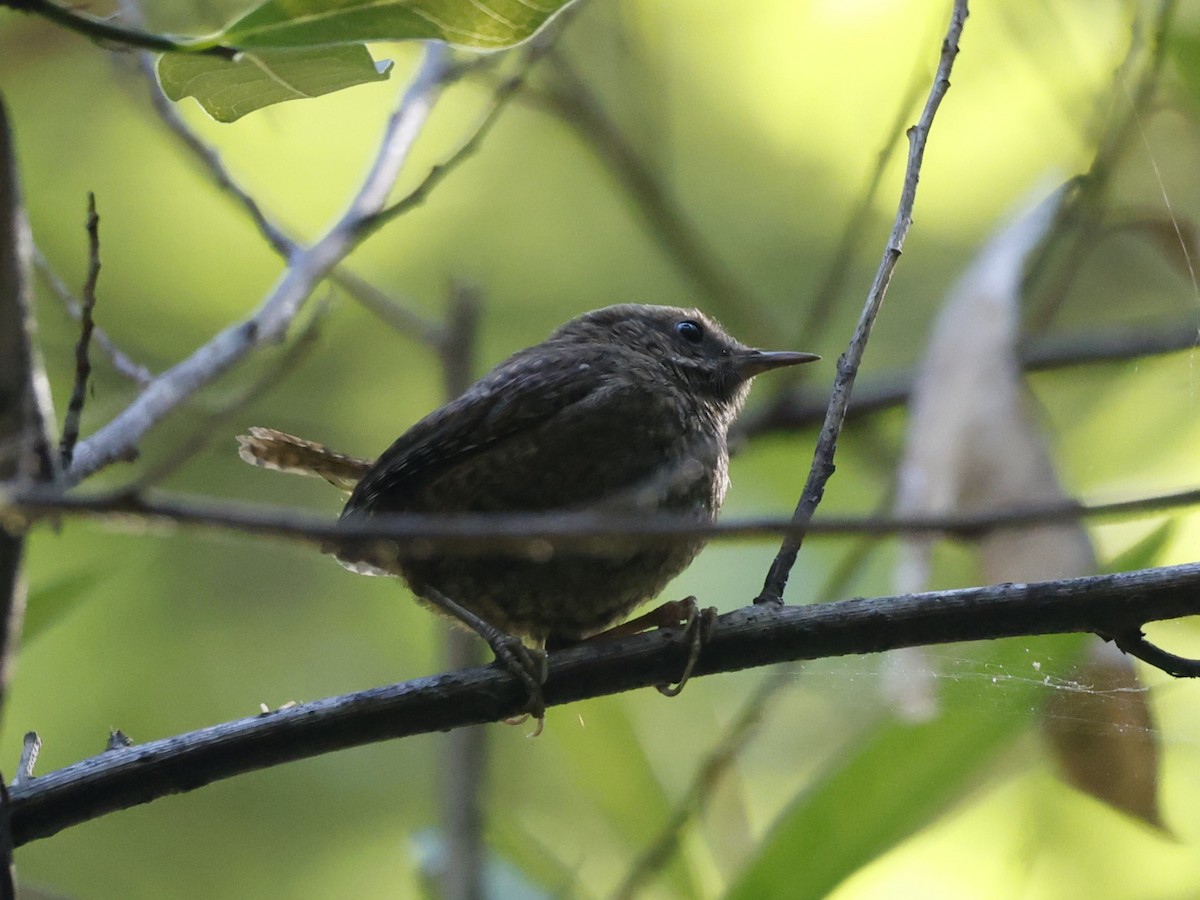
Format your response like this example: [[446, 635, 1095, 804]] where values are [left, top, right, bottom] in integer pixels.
[[757, 0, 969, 604], [11, 560, 1200, 846], [0, 91, 51, 900]]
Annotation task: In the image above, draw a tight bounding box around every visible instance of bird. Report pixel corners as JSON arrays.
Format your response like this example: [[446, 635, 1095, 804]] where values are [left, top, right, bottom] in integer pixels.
[[238, 304, 818, 719]]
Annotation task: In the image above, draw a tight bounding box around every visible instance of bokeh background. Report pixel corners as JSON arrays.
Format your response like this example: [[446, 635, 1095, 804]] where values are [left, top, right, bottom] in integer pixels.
[[3, 0, 1200, 896]]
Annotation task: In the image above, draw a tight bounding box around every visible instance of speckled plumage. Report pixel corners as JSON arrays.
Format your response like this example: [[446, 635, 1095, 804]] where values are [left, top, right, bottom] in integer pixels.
[[330, 304, 817, 643]]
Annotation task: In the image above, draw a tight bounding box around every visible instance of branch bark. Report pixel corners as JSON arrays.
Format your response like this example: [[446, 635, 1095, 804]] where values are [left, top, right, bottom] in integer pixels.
[[0, 90, 55, 900], [757, 0, 969, 603], [10, 560, 1200, 847], [63, 45, 451, 484]]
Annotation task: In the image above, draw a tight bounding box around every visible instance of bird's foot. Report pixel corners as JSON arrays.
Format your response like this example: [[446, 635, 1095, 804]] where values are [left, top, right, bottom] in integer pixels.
[[654, 598, 717, 698], [488, 632, 549, 734], [573, 597, 717, 698], [416, 584, 549, 731]]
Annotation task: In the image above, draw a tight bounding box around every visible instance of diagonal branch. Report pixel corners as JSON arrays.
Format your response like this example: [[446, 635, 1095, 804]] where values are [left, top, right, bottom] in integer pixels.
[[64, 44, 451, 485], [10, 560, 1200, 847], [757, 0, 970, 604]]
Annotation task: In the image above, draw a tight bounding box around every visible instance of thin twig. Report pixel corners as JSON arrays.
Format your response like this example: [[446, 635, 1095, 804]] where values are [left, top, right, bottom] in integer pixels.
[[1111, 628, 1200, 677], [13, 733, 39, 786], [363, 43, 548, 233], [58, 193, 100, 469], [10, 559, 1200, 847], [757, 0, 970, 605], [32, 248, 154, 387], [1, 0, 238, 57], [65, 45, 452, 485], [120, 301, 327, 492], [5, 484, 1200, 558], [118, 21, 443, 344]]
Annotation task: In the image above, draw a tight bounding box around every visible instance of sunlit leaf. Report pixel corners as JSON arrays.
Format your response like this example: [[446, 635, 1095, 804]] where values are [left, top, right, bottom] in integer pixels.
[[157, 46, 393, 123], [220, 0, 575, 51]]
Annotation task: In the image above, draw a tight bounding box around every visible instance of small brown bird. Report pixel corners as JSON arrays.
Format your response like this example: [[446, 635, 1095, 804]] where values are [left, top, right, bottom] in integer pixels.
[[239, 304, 817, 715]]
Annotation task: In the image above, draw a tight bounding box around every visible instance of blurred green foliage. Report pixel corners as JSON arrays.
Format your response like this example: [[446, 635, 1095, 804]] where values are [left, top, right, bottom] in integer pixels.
[[3, 0, 1200, 897]]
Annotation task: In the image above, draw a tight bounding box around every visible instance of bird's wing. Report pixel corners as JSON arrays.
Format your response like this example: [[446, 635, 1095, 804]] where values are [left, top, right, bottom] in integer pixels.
[[342, 347, 687, 517]]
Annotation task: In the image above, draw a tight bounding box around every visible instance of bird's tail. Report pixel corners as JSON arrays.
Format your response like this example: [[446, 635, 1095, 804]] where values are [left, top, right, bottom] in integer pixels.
[[236, 426, 372, 492]]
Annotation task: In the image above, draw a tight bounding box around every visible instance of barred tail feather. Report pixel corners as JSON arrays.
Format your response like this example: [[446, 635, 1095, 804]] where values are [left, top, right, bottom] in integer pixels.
[[236, 426, 371, 491]]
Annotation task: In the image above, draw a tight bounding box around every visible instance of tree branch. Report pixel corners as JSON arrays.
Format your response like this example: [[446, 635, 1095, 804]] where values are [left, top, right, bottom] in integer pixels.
[[0, 0, 238, 58], [32, 246, 155, 387], [63, 45, 451, 484], [5, 485, 1199, 558], [0, 89, 53, 900], [10, 560, 1200, 846], [760, 0, 970, 603], [58, 192, 100, 469]]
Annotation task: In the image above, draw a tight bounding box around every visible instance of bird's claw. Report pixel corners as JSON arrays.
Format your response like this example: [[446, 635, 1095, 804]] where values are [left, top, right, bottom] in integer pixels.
[[657, 597, 717, 698], [489, 633, 548, 732]]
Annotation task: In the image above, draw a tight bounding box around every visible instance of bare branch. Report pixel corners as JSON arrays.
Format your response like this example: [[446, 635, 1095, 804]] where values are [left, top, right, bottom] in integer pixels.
[[64, 45, 452, 485], [363, 43, 546, 233], [10, 560, 1200, 847], [32, 247, 154, 387], [13, 734, 39, 787], [758, 0, 969, 604], [58, 193, 100, 469], [120, 302, 327, 493], [0, 90, 51, 900], [0, 0, 238, 57]]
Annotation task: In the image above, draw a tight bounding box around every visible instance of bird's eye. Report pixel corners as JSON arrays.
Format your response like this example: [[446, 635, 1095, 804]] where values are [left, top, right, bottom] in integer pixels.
[[675, 320, 704, 344]]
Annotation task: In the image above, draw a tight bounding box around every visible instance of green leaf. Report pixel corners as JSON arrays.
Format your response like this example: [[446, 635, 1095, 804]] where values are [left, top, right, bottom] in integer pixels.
[[157, 45, 393, 123], [221, 0, 574, 51], [727, 634, 1087, 900]]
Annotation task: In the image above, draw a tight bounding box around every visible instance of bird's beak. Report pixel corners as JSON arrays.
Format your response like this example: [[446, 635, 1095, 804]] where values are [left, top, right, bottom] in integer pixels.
[[736, 349, 821, 378]]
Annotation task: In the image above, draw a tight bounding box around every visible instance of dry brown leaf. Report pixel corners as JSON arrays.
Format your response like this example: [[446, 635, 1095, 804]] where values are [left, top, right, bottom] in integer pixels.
[[886, 181, 1162, 828], [1043, 640, 1166, 831]]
